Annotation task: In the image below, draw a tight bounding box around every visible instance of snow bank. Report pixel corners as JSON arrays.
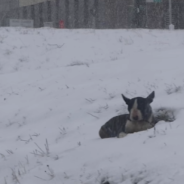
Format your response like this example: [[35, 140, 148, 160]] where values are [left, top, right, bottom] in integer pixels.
[[0, 27, 184, 184]]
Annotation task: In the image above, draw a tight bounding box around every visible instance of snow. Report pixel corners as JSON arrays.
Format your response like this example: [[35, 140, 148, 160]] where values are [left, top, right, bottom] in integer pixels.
[[0, 27, 184, 184]]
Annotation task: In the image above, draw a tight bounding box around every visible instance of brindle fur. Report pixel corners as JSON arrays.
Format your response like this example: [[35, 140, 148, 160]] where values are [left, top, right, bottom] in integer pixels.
[[99, 91, 156, 139]]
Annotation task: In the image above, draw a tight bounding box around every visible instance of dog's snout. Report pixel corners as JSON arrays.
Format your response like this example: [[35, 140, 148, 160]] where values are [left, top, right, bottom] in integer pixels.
[[133, 115, 138, 121], [131, 109, 139, 121]]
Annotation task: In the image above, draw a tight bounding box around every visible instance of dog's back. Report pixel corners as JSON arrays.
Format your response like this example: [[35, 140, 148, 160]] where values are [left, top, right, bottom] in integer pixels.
[[99, 114, 156, 139], [99, 114, 129, 138]]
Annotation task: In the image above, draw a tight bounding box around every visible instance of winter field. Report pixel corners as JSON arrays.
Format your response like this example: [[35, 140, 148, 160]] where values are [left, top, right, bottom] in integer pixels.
[[0, 27, 184, 184]]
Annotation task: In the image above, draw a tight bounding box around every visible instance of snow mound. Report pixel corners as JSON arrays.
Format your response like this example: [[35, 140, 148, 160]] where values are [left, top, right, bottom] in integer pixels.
[[0, 27, 184, 184]]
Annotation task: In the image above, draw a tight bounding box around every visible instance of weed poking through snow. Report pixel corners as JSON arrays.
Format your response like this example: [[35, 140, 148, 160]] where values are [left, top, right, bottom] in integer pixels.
[[31, 139, 50, 157], [11, 168, 20, 184], [67, 61, 89, 67], [165, 83, 182, 95], [35, 165, 55, 181], [31, 139, 59, 160]]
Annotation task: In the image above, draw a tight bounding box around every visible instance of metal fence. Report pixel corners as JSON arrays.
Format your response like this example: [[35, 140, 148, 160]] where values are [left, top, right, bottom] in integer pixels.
[[0, 0, 184, 29]]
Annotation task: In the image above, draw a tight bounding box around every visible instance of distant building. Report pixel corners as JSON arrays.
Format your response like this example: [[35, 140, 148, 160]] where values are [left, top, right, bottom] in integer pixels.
[[0, 0, 19, 26], [134, 0, 184, 29], [0, 0, 184, 29]]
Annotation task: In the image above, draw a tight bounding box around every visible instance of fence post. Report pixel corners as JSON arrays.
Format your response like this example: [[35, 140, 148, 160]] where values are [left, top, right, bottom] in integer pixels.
[[169, 0, 174, 29]]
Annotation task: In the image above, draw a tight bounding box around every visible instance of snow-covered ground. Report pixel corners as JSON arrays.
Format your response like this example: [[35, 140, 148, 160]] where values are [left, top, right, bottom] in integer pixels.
[[0, 27, 184, 184]]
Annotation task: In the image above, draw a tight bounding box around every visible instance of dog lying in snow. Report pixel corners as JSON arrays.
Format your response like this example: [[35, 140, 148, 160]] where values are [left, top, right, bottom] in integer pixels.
[[99, 91, 157, 138]]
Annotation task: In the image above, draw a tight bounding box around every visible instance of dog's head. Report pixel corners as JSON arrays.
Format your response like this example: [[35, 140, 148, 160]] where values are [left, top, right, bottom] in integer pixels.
[[122, 91, 155, 122]]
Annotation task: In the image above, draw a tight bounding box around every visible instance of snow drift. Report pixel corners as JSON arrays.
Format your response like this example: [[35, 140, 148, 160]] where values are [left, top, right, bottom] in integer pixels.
[[0, 27, 184, 184]]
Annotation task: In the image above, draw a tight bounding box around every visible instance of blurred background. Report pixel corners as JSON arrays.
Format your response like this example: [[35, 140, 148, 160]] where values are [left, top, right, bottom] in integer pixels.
[[0, 0, 184, 29]]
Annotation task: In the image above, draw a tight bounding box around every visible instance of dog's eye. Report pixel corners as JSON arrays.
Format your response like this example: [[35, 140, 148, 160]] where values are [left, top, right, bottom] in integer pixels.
[[139, 102, 144, 108], [145, 108, 150, 115], [144, 105, 150, 114]]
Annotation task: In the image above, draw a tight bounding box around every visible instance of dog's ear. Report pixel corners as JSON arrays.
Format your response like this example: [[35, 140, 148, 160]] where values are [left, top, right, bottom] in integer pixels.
[[146, 91, 155, 103], [122, 94, 130, 105]]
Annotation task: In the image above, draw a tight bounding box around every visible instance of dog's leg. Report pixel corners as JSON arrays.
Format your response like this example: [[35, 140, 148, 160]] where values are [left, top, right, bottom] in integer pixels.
[[99, 127, 111, 138]]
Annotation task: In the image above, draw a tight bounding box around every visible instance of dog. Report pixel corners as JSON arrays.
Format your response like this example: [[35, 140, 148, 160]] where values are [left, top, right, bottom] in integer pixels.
[[99, 91, 156, 138]]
